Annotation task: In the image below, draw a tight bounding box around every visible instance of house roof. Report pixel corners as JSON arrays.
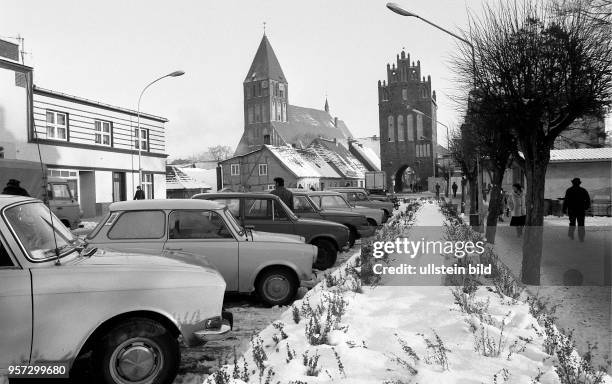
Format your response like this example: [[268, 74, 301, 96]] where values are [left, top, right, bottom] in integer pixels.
[[265, 145, 321, 178], [349, 141, 381, 171], [307, 138, 367, 179], [271, 105, 352, 146], [296, 147, 342, 178], [165, 166, 212, 190], [180, 167, 218, 189], [244, 35, 286, 83], [549, 148, 612, 162]]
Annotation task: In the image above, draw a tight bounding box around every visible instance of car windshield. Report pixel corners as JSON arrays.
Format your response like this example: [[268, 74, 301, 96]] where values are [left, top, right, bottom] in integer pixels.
[[223, 208, 245, 237], [4, 201, 77, 261]]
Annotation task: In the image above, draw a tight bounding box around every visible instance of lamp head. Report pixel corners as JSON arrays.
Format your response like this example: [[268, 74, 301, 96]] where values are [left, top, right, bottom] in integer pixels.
[[386, 3, 418, 17], [168, 70, 185, 77]]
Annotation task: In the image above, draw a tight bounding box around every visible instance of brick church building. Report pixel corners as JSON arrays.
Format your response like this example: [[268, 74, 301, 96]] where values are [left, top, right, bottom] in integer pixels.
[[378, 51, 438, 192]]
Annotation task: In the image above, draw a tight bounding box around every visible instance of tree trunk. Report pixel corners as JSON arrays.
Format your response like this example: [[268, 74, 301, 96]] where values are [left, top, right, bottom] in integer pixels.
[[469, 177, 478, 214], [520, 148, 549, 285], [485, 166, 506, 244]]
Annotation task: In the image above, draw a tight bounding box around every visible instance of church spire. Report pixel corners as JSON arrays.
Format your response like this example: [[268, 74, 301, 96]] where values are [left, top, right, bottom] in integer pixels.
[[324, 97, 329, 113], [244, 34, 286, 83]]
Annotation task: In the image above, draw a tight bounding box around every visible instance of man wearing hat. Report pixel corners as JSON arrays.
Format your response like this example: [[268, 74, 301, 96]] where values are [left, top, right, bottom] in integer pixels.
[[271, 177, 294, 210], [562, 178, 591, 241], [2, 179, 30, 197]]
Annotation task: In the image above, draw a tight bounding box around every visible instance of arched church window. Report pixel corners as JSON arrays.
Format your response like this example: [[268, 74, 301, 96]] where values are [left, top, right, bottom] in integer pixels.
[[397, 115, 405, 141]]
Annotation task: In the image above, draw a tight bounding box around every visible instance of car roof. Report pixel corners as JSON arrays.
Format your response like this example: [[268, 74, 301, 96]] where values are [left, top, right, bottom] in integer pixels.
[[0, 195, 40, 207], [292, 190, 343, 196], [194, 192, 280, 200], [109, 199, 224, 211], [328, 187, 365, 192]]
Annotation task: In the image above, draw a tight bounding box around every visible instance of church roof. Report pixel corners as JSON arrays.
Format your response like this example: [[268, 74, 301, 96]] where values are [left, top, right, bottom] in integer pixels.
[[244, 35, 286, 83], [271, 105, 352, 145]]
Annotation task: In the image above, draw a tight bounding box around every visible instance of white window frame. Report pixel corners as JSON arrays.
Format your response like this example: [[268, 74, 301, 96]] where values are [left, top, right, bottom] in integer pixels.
[[45, 110, 68, 141], [134, 128, 149, 151], [258, 163, 268, 176], [230, 164, 240, 176], [94, 120, 112, 146], [141, 173, 154, 199]]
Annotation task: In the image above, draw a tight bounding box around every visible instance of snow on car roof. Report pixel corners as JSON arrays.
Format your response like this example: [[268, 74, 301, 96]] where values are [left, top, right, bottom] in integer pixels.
[[109, 199, 224, 211]]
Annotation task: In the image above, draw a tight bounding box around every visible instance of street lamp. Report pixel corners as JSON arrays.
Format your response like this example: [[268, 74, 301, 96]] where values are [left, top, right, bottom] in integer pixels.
[[387, 2, 479, 217], [136, 70, 185, 196]]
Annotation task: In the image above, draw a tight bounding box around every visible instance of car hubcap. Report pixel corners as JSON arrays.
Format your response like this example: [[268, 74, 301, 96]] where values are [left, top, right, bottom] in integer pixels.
[[110, 338, 162, 383], [264, 276, 290, 301]]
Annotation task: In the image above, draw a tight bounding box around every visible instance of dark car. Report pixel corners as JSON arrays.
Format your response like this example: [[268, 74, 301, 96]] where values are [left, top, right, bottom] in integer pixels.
[[329, 187, 396, 218], [291, 189, 375, 246], [193, 193, 350, 270]]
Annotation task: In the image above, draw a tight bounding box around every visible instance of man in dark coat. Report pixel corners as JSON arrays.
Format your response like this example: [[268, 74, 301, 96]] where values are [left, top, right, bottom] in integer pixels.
[[452, 182, 458, 198], [271, 177, 294, 210], [2, 179, 30, 196], [133, 186, 145, 200], [562, 178, 590, 241]]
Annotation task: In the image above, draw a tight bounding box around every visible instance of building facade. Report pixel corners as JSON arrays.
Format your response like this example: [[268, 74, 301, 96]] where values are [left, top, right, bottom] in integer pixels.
[[0, 56, 168, 217], [378, 51, 438, 192]]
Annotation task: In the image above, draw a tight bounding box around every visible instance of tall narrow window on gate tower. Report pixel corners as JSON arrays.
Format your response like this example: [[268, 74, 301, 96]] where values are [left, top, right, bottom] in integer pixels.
[[387, 116, 394, 142]]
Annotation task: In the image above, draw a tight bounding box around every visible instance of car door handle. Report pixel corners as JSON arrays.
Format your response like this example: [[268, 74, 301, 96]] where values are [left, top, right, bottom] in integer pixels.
[[166, 247, 183, 251], [56, 207, 63, 210]]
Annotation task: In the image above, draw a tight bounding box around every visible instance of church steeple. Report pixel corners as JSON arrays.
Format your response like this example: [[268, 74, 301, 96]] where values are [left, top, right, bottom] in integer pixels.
[[244, 34, 286, 83], [324, 97, 329, 113]]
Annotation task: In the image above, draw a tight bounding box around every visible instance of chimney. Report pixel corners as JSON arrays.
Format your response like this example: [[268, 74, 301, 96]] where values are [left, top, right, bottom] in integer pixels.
[[334, 117, 338, 127]]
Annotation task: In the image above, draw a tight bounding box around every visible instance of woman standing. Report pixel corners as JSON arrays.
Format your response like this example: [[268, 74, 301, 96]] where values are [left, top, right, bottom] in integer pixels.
[[509, 183, 526, 237]]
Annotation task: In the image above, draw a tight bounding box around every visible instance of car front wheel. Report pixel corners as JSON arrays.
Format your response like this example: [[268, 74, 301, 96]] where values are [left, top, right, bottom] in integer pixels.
[[93, 317, 179, 384], [256, 268, 298, 306]]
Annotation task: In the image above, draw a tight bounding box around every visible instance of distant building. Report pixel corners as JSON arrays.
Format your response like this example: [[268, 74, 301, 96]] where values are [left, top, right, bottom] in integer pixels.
[[166, 165, 212, 198], [553, 116, 607, 149], [235, 34, 353, 155], [0, 53, 168, 217], [378, 50, 438, 192]]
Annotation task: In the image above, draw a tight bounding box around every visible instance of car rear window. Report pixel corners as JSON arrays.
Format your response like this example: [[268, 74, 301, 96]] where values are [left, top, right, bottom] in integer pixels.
[[107, 210, 165, 239]]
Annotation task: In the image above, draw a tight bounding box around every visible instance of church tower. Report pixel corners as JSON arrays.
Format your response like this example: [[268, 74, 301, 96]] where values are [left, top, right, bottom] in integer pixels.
[[241, 34, 288, 151], [378, 50, 438, 192]]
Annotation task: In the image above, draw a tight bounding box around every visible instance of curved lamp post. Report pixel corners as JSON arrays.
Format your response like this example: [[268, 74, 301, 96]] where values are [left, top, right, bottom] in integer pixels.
[[136, 70, 185, 196], [387, 3, 479, 216]]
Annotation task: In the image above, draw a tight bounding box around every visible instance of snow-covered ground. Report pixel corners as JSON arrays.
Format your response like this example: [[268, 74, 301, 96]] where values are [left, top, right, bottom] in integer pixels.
[[544, 215, 612, 226], [203, 202, 611, 384]]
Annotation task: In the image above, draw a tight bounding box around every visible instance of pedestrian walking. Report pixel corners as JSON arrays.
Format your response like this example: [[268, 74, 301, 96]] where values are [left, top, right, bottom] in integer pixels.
[[435, 182, 440, 201], [271, 177, 294, 210], [562, 178, 590, 242], [452, 181, 458, 198], [133, 186, 145, 200], [508, 183, 526, 237], [2, 179, 30, 196]]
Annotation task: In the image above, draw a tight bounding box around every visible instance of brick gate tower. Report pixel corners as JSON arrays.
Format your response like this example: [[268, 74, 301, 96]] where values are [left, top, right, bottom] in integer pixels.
[[378, 51, 438, 192]]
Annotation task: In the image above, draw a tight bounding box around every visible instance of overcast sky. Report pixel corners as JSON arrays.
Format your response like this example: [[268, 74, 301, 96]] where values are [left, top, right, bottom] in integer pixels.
[[3, 0, 609, 159]]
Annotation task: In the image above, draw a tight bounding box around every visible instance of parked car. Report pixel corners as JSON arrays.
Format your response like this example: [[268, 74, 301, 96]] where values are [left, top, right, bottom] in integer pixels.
[[193, 193, 349, 270], [0, 195, 230, 383], [307, 191, 388, 226], [86, 199, 317, 305], [329, 187, 396, 217], [291, 189, 375, 245]]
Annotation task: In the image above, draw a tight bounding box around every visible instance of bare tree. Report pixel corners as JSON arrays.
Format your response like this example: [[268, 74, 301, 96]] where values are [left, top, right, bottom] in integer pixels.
[[454, 0, 612, 284], [449, 126, 479, 215], [208, 145, 234, 161]]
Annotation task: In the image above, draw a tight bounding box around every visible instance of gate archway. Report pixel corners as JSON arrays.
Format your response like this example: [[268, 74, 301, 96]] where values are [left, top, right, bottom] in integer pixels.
[[394, 165, 416, 193]]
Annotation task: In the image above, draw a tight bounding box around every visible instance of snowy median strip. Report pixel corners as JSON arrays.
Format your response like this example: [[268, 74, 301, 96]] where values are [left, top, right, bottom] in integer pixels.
[[204, 199, 610, 384]]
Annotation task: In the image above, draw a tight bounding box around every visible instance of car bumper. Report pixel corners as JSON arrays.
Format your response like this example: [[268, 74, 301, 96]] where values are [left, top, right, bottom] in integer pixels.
[[193, 311, 233, 342], [357, 225, 376, 238]]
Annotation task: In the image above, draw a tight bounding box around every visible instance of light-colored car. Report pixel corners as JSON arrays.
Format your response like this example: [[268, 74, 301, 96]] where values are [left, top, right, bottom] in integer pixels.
[[329, 187, 396, 218], [86, 199, 317, 306], [0, 195, 230, 383], [308, 191, 388, 226]]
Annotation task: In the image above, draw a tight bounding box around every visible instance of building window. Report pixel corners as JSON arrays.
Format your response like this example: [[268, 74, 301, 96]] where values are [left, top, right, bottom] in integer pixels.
[[141, 173, 154, 199], [46, 110, 68, 141], [407, 113, 414, 142], [246, 85, 252, 99], [279, 83, 285, 98], [387, 115, 394, 142], [258, 164, 268, 176], [271, 102, 276, 121], [94, 120, 112, 146], [397, 115, 405, 141], [134, 128, 149, 151], [263, 134, 271, 145], [402, 89, 408, 100], [230, 164, 240, 176], [416, 113, 423, 139], [248, 106, 254, 124], [255, 103, 261, 122], [282, 102, 287, 122]]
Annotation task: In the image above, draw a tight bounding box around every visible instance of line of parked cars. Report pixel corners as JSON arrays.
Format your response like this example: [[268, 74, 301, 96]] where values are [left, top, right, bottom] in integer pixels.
[[0, 188, 395, 383]]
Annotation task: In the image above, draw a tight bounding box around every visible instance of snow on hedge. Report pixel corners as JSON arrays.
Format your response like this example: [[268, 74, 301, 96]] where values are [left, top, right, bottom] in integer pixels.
[[205, 200, 610, 384]]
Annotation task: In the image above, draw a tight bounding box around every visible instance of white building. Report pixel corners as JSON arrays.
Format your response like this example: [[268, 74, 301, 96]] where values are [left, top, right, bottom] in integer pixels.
[[0, 55, 168, 218]]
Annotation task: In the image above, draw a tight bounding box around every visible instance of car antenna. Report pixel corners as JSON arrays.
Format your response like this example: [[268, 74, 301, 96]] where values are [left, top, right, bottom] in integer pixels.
[[26, 75, 61, 265]]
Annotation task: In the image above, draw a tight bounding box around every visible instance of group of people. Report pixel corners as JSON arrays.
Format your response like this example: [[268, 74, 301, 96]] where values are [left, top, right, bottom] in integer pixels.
[[484, 178, 591, 241]]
